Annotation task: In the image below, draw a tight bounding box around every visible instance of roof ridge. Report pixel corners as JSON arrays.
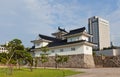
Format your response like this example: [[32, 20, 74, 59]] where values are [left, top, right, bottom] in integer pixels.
[[39, 34, 61, 41], [70, 27, 86, 32], [39, 34, 56, 39], [64, 27, 86, 36]]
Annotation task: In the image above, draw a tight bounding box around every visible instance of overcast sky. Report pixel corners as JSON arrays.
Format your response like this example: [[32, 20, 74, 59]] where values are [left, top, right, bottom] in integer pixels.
[[0, 0, 120, 47]]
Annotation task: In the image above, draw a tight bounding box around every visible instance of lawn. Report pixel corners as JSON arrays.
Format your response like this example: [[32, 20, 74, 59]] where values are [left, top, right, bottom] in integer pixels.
[[0, 68, 80, 77]]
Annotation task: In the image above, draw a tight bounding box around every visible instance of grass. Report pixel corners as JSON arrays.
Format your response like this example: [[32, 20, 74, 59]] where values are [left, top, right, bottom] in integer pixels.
[[0, 68, 80, 77]]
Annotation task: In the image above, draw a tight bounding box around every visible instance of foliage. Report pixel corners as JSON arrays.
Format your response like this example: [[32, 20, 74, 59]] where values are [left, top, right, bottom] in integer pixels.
[[0, 52, 8, 64], [55, 54, 69, 69], [40, 54, 48, 64], [40, 46, 49, 69], [34, 57, 40, 68], [40, 46, 49, 54], [0, 38, 33, 74], [93, 51, 96, 56]]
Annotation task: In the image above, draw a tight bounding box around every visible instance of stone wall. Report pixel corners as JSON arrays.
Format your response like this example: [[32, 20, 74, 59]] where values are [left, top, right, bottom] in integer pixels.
[[37, 54, 95, 68], [94, 55, 120, 67], [36, 55, 120, 68]]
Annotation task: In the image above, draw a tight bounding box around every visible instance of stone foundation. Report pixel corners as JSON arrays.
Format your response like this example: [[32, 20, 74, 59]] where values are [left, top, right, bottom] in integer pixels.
[[37, 54, 95, 68], [94, 55, 120, 67]]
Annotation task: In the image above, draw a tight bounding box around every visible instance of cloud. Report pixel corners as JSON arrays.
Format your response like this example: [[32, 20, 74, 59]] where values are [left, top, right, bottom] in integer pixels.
[[0, 0, 120, 47], [24, 0, 91, 32]]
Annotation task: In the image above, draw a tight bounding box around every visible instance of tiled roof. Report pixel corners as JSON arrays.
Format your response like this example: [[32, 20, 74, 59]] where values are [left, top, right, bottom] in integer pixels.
[[48, 40, 86, 47], [64, 27, 86, 36], [39, 34, 61, 41], [58, 27, 68, 33], [31, 27, 90, 49]]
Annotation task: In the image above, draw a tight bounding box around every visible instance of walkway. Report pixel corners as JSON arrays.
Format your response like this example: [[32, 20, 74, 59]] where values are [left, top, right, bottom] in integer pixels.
[[67, 68, 120, 77]]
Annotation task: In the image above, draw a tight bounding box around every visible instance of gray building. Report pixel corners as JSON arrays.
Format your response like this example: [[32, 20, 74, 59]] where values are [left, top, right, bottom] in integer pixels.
[[88, 16, 111, 50]]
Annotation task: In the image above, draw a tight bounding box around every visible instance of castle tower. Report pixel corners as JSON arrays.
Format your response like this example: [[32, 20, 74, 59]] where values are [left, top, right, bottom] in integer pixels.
[[52, 27, 68, 39]]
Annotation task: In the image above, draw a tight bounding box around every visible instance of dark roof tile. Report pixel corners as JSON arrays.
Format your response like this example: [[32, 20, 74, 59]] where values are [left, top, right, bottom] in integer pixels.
[[64, 27, 86, 36], [39, 34, 61, 41], [48, 40, 86, 47], [58, 27, 68, 33]]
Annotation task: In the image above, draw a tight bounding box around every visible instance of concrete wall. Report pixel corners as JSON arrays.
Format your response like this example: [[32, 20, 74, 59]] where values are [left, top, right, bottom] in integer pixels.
[[114, 49, 120, 56], [96, 49, 120, 56]]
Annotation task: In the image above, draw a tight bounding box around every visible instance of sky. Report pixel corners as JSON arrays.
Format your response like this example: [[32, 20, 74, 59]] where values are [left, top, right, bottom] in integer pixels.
[[0, 0, 120, 47]]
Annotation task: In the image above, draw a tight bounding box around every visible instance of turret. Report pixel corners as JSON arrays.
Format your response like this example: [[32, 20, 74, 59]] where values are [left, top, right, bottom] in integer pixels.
[[52, 27, 68, 39]]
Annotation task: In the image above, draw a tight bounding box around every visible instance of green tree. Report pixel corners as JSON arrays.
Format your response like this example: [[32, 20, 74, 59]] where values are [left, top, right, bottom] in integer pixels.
[[23, 47, 34, 71], [5, 39, 23, 66], [24, 52, 33, 72], [40, 46, 49, 69], [40, 46, 49, 54], [3, 39, 34, 74], [55, 54, 69, 69], [34, 57, 40, 68], [0, 52, 8, 64], [55, 54, 69, 77], [40, 54, 48, 69], [3, 39, 24, 74]]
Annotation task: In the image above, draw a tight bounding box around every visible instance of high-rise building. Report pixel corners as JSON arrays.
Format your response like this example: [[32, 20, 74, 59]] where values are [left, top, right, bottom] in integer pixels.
[[88, 16, 110, 50]]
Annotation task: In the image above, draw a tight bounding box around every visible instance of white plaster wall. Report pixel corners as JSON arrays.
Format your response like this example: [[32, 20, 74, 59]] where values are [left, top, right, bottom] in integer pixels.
[[80, 35, 88, 41], [49, 45, 92, 56], [67, 36, 80, 42], [35, 42, 48, 48], [67, 35, 88, 42], [34, 44, 93, 57], [82, 45, 93, 55], [34, 51, 42, 57], [42, 42, 49, 47]]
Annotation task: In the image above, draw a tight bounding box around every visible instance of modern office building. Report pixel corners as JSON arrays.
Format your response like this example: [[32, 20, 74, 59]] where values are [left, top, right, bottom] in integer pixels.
[[88, 16, 111, 50]]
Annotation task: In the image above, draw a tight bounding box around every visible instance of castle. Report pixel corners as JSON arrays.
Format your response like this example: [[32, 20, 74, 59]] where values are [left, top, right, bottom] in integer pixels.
[[30, 27, 95, 68]]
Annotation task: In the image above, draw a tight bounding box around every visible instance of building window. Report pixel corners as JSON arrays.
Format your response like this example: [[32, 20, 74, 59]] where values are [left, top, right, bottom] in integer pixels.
[[36, 43, 40, 46], [71, 48, 75, 51], [77, 37, 79, 41], [70, 38, 72, 42], [86, 47, 89, 50], [51, 50, 55, 53], [60, 49, 63, 52]]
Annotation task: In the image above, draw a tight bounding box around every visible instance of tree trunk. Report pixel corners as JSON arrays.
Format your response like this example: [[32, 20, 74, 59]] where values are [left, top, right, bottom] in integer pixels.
[[30, 65, 33, 72], [55, 63, 58, 69]]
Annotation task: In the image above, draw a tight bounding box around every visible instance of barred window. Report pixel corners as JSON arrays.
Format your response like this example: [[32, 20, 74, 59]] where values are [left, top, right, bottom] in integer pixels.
[[51, 50, 55, 53], [71, 48, 75, 51], [60, 49, 64, 52]]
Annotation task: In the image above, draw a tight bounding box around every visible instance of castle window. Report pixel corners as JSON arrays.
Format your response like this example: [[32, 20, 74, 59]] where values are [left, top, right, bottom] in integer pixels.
[[70, 38, 72, 42], [71, 48, 75, 51], [86, 47, 89, 50], [60, 49, 63, 52], [77, 37, 79, 41], [51, 50, 55, 53], [36, 43, 39, 46]]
